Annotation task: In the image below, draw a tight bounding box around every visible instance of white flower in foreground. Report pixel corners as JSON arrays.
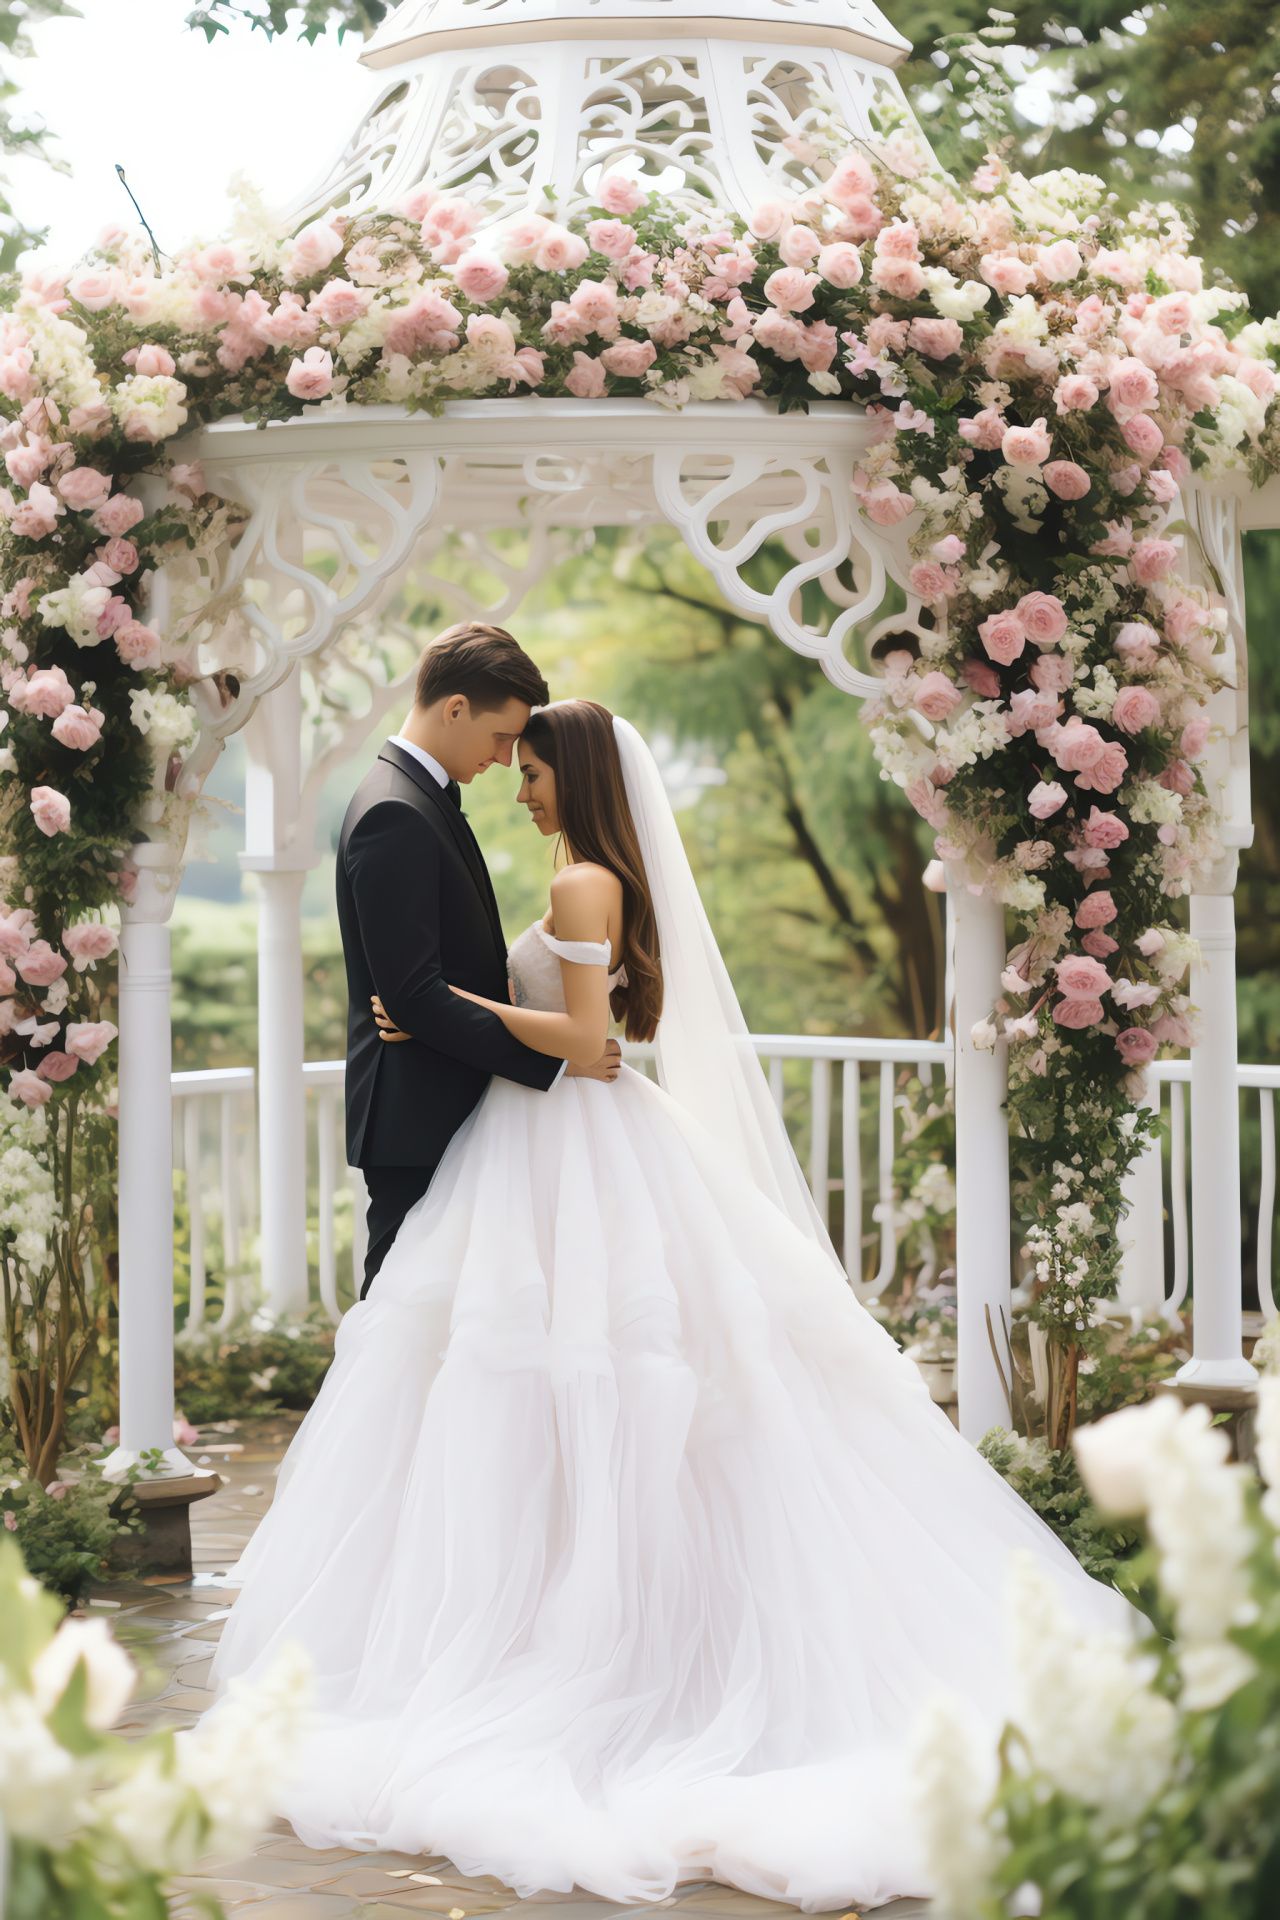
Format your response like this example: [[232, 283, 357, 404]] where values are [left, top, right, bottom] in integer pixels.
[[31, 1616, 136, 1729], [174, 1641, 312, 1861], [1076, 1397, 1257, 1708], [909, 1694, 1004, 1918], [1006, 1553, 1176, 1828], [0, 1684, 86, 1843], [92, 1750, 200, 1876], [1256, 1374, 1280, 1541]]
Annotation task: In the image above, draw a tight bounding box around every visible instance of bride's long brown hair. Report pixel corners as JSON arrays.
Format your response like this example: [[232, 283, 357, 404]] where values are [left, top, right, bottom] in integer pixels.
[[520, 700, 662, 1043]]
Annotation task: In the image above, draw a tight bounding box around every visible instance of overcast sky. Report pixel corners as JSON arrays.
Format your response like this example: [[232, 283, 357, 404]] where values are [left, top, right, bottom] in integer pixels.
[[9, 0, 380, 268]]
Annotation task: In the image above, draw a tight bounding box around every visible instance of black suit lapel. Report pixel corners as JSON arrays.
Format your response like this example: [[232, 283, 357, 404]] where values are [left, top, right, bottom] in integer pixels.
[[378, 745, 507, 955]]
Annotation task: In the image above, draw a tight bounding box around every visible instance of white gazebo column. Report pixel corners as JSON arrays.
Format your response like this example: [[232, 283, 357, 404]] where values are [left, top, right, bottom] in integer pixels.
[[949, 879, 1013, 1440], [101, 847, 191, 1479], [1179, 857, 1257, 1386], [240, 667, 319, 1318]]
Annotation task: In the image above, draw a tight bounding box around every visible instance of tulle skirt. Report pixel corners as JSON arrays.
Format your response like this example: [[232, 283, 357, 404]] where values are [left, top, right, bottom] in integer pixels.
[[211, 1066, 1130, 1909]]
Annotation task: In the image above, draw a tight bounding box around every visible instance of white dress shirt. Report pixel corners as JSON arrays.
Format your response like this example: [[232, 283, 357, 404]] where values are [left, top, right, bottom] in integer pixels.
[[385, 735, 567, 1086], [387, 733, 449, 788]]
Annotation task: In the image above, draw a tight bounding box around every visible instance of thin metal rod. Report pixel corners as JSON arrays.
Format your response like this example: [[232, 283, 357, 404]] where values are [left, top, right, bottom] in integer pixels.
[[842, 1058, 861, 1286], [810, 1057, 831, 1228]]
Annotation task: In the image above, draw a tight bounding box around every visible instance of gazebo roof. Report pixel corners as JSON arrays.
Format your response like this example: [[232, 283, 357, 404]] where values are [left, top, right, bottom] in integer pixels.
[[359, 0, 913, 69]]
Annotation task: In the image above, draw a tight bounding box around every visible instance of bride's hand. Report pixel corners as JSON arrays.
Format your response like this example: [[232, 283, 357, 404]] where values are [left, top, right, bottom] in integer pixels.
[[371, 994, 411, 1043]]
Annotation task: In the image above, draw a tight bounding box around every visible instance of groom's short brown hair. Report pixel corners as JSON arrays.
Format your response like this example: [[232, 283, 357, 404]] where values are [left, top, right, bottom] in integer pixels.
[[416, 622, 549, 715]]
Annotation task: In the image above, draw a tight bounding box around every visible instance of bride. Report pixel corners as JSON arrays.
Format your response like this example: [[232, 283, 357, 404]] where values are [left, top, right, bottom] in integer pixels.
[[211, 699, 1130, 1910]]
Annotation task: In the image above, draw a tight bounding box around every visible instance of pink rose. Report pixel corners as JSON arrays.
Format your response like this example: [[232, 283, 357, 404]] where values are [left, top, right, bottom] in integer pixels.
[[1056, 953, 1112, 998], [1074, 742, 1129, 793], [0, 909, 33, 958], [1042, 460, 1091, 500], [1007, 688, 1062, 735], [597, 174, 646, 217], [63, 924, 118, 972], [908, 317, 963, 360], [763, 267, 818, 314], [133, 343, 175, 378], [1111, 685, 1161, 733], [1113, 622, 1160, 668], [1181, 715, 1210, 759], [817, 243, 863, 290], [499, 214, 551, 262], [98, 540, 137, 581], [1108, 360, 1160, 417], [1148, 470, 1179, 504], [0, 348, 36, 402], [1081, 931, 1119, 958], [779, 225, 821, 268], [65, 1019, 118, 1063], [308, 279, 371, 327], [748, 198, 794, 241], [1001, 418, 1052, 466], [36, 1051, 79, 1084], [569, 279, 620, 333], [961, 658, 1001, 697], [753, 307, 806, 360], [600, 338, 656, 378], [29, 788, 71, 838], [24, 666, 75, 718], [1158, 758, 1195, 796], [1054, 996, 1105, 1029], [1083, 808, 1129, 850], [453, 252, 510, 304], [534, 226, 589, 273], [958, 408, 1006, 450], [1161, 445, 1193, 483], [1131, 538, 1179, 584], [282, 219, 344, 281], [1037, 239, 1083, 282], [421, 196, 480, 253], [871, 258, 926, 300], [859, 484, 915, 527], [285, 347, 334, 401], [1122, 413, 1165, 460], [978, 610, 1026, 666], [905, 778, 949, 830], [875, 221, 920, 262], [1163, 598, 1210, 645], [798, 320, 838, 374], [1076, 890, 1118, 929], [57, 467, 112, 512], [510, 346, 544, 388], [90, 494, 145, 538], [1028, 652, 1072, 693], [586, 219, 637, 262], [909, 563, 955, 600], [564, 352, 607, 399], [1115, 1026, 1158, 1064], [67, 269, 121, 312], [829, 196, 882, 243], [1029, 780, 1068, 819], [50, 703, 104, 751], [1093, 248, 1140, 287], [913, 672, 961, 722], [16, 938, 67, 985], [114, 620, 163, 670], [980, 251, 1038, 297], [541, 301, 589, 347], [824, 152, 877, 207], [8, 1068, 51, 1108], [1151, 1010, 1197, 1047], [1110, 465, 1143, 498], [1014, 592, 1068, 646], [1052, 718, 1107, 773], [11, 483, 62, 538], [1053, 374, 1100, 414]]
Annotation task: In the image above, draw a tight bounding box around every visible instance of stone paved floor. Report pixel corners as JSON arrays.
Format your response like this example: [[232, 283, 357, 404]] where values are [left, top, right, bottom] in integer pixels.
[[82, 1416, 928, 1920]]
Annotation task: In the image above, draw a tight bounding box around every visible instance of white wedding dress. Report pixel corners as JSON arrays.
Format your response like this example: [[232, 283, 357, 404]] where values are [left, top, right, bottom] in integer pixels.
[[211, 721, 1131, 1911]]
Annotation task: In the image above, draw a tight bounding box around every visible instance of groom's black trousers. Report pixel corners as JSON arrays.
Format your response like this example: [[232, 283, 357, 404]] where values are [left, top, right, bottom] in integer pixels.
[[361, 1165, 434, 1299]]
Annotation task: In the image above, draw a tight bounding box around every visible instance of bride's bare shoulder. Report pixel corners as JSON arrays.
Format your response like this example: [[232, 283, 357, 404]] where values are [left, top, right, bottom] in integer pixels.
[[549, 862, 622, 936]]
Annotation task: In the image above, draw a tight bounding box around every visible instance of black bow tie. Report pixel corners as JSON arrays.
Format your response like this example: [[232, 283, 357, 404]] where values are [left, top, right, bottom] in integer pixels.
[[445, 779, 462, 810]]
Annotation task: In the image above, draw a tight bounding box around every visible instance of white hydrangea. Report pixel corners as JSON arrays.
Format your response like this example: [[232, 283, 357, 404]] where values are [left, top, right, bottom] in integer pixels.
[[0, 1683, 88, 1843], [1125, 779, 1183, 826], [39, 571, 111, 648], [1073, 664, 1119, 721], [920, 266, 992, 322], [1006, 1553, 1176, 1830], [909, 1695, 1005, 1918], [993, 294, 1050, 345], [129, 689, 197, 750], [110, 373, 189, 443], [173, 1642, 311, 1863], [19, 305, 102, 415]]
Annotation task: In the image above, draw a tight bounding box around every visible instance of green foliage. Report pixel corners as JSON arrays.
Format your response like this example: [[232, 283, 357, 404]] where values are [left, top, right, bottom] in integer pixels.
[[186, 0, 387, 40], [0, 1, 78, 272], [978, 1424, 1142, 1583], [0, 1460, 139, 1605], [173, 1313, 335, 1424]]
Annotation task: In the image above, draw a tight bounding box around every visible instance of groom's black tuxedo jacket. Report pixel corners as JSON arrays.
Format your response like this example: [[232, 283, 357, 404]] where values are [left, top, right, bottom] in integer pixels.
[[337, 741, 561, 1171]]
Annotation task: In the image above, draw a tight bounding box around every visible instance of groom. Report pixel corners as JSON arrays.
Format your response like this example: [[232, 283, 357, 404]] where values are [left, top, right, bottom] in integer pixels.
[[338, 621, 620, 1298]]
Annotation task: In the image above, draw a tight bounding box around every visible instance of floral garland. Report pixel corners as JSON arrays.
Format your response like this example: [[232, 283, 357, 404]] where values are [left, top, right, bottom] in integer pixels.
[[0, 101, 1276, 1451]]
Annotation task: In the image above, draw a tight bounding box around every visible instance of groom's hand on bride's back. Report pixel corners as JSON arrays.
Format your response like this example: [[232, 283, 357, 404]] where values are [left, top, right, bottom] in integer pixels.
[[565, 1039, 621, 1083], [372, 995, 620, 1083]]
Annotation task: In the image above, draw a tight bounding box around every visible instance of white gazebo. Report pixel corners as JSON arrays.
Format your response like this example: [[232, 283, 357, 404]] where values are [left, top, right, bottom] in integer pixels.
[[104, 0, 1274, 1480]]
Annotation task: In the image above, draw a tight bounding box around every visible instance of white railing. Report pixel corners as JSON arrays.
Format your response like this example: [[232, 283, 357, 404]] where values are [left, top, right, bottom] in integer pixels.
[[1127, 1061, 1280, 1323], [173, 1048, 1280, 1327]]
